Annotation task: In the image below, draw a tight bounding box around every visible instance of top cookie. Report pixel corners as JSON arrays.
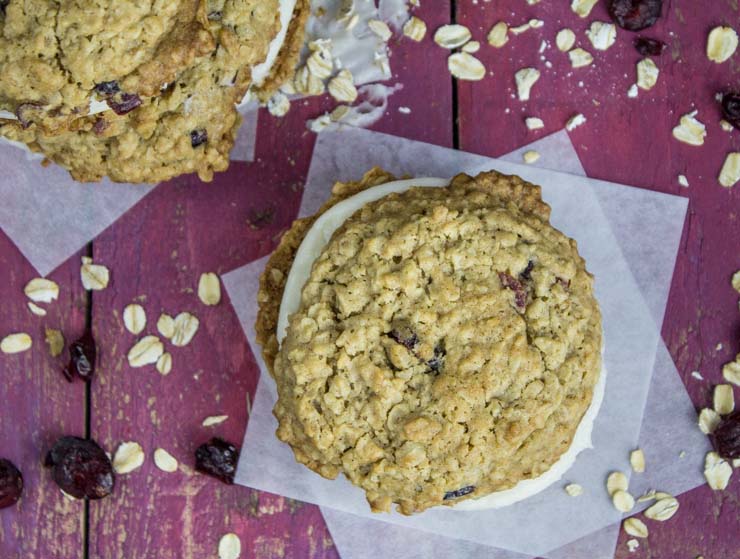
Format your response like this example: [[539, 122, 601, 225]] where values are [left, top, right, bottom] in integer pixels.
[[262, 170, 602, 514]]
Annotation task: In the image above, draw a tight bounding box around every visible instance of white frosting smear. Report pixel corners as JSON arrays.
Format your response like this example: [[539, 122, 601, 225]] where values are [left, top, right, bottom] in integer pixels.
[[277, 177, 606, 511]]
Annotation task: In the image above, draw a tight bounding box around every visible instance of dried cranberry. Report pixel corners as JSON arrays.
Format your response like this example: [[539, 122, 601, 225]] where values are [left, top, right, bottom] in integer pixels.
[[45, 437, 114, 500], [0, 459, 23, 509], [721, 93, 740, 131], [634, 37, 666, 55], [94, 81, 121, 96], [63, 326, 97, 383], [108, 93, 142, 116], [15, 103, 43, 129], [713, 410, 740, 460], [520, 260, 535, 281], [608, 0, 662, 31], [389, 328, 418, 350], [426, 343, 446, 373], [498, 272, 528, 309], [190, 129, 208, 148], [195, 438, 240, 485], [555, 277, 571, 289], [93, 117, 109, 135], [443, 485, 475, 500]]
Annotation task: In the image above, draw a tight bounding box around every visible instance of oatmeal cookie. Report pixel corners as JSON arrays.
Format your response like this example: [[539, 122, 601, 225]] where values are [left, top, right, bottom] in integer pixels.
[[258, 169, 602, 514], [0, 0, 308, 183]]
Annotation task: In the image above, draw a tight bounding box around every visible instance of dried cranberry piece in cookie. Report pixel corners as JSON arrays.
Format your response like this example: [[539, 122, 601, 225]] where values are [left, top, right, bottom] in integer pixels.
[[426, 343, 446, 373], [713, 410, 740, 460], [498, 272, 528, 309], [15, 103, 44, 129], [108, 93, 142, 116], [389, 327, 418, 350], [0, 459, 23, 509], [94, 81, 121, 96], [634, 37, 666, 55], [721, 93, 740, 131], [190, 129, 208, 148], [443, 485, 475, 500], [45, 437, 114, 500], [195, 438, 240, 485], [608, 0, 662, 31], [63, 326, 97, 383]]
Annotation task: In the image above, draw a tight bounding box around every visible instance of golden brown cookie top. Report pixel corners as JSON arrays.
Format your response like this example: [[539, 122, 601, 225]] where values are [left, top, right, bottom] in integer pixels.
[[264, 170, 602, 514]]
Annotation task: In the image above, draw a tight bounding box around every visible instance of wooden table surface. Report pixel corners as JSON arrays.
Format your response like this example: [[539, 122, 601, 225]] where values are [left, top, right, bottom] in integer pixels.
[[1, 1, 738, 558]]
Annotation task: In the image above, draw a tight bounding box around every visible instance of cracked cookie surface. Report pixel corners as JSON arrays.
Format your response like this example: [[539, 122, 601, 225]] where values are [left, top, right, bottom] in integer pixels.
[[259, 169, 602, 514]]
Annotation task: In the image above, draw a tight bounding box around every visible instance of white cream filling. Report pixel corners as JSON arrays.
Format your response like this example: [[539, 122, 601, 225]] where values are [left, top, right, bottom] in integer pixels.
[[0, 0, 296, 122], [276, 177, 606, 511]]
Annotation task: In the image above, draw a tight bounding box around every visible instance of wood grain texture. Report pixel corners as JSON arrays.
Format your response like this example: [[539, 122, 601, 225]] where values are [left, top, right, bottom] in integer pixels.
[[0, 230, 87, 558], [455, 1, 739, 559]]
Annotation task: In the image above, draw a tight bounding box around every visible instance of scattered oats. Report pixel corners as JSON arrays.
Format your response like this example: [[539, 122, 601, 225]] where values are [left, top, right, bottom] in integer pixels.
[[654, 491, 673, 500], [309, 114, 332, 133], [448, 52, 486, 81], [699, 408, 721, 434], [706, 26, 738, 63], [434, 24, 472, 49], [202, 415, 229, 427], [637, 58, 659, 90], [627, 84, 639, 98], [721, 119, 734, 132], [293, 65, 324, 96], [630, 449, 645, 473], [719, 153, 740, 188], [529, 19, 544, 29], [678, 174, 689, 188], [487, 22, 509, 48], [462, 40, 480, 53], [27, 302, 47, 317], [723, 358, 740, 385], [330, 105, 351, 121], [556, 29, 576, 52], [374, 51, 391, 76], [569, 48, 594, 68], [571, 0, 599, 18], [123, 304, 147, 335], [526, 117, 545, 130], [157, 313, 176, 339], [398, 106, 411, 114], [156, 352, 172, 376], [113, 442, 145, 474], [523, 150, 541, 164], [127, 335, 164, 368], [328, 69, 359, 103], [644, 497, 679, 521], [527, 0, 541, 3], [153, 448, 178, 473], [733, 458, 740, 468], [306, 44, 333, 80], [1, 333, 32, 354], [24, 278, 59, 303], [515, 68, 540, 101], [510, 22, 533, 35], [368, 19, 392, 42], [45, 328, 64, 357], [566, 113, 587, 131], [623, 517, 649, 538], [171, 312, 200, 347], [606, 471, 628, 496], [714, 384, 735, 415], [733, 271, 740, 292], [403, 16, 427, 42], [267, 92, 290, 117], [218, 533, 241, 559], [564, 483, 583, 496], [679, 450, 686, 458], [80, 261, 110, 291], [716, 343, 724, 351], [586, 21, 617, 51], [627, 539, 640, 553], [636, 489, 657, 502], [612, 490, 635, 513], [704, 451, 732, 490], [672, 111, 707, 146]]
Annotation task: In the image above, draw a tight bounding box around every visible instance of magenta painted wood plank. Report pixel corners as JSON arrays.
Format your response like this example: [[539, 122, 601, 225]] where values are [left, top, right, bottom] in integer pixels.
[[455, 1, 738, 559], [86, 4, 453, 558], [0, 231, 87, 558]]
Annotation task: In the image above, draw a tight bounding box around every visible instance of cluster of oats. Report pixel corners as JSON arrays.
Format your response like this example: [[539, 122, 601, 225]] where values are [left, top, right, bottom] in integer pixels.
[[123, 271, 222, 376]]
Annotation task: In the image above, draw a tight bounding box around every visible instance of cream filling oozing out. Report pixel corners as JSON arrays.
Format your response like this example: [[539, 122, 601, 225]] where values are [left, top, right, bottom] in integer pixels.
[[0, 0, 297, 121], [276, 177, 606, 511]]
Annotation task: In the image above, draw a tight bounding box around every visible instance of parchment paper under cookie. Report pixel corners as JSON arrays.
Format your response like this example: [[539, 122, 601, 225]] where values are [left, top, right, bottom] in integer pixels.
[[224, 129, 707, 559]]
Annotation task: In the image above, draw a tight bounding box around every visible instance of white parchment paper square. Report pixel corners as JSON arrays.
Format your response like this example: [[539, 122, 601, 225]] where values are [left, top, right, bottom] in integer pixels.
[[223, 129, 707, 559]]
